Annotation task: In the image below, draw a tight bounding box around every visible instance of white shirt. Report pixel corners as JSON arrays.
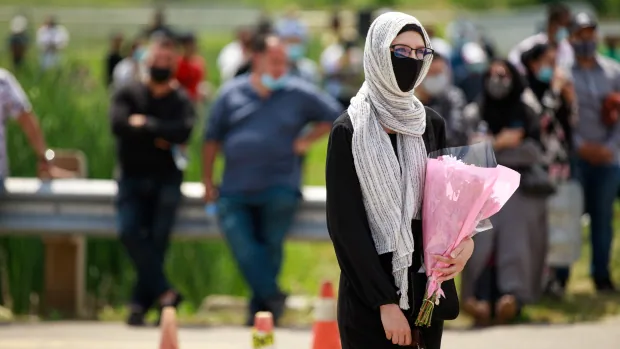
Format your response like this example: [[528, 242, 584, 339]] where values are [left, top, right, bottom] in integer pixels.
[[508, 33, 574, 76], [36, 24, 69, 51], [217, 41, 245, 83], [0, 69, 32, 178], [112, 58, 141, 89], [320, 44, 344, 75]]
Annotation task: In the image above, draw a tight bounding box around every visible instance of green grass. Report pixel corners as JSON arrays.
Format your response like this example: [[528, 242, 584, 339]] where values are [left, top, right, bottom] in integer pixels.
[[523, 219, 620, 324]]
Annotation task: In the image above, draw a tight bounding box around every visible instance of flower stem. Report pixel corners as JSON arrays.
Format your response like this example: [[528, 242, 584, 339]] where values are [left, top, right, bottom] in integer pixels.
[[415, 292, 437, 327]]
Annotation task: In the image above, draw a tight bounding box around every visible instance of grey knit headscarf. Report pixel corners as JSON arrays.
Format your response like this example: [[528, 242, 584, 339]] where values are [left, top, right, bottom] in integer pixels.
[[348, 12, 433, 309]]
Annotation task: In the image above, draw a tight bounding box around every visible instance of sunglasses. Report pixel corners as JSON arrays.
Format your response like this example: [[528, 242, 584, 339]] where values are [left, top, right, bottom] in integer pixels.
[[390, 44, 434, 60]]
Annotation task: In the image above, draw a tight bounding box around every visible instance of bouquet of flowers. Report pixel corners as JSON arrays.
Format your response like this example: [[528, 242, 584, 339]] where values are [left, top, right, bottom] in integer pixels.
[[415, 142, 521, 327]]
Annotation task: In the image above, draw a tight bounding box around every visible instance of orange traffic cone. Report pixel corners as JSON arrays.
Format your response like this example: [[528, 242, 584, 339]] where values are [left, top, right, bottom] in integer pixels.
[[252, 311, 275, 348], [159, 306, 179, 349], [311, 281, 341, 349]]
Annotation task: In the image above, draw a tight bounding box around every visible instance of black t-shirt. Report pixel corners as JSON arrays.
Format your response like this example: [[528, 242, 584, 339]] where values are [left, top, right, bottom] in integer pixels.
[[8, 33, 28, 47], [109, 82, 196, 176]]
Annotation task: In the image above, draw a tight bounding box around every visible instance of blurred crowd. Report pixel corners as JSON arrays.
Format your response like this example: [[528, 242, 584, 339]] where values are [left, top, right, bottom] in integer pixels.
[[1, 2, 620, 329]]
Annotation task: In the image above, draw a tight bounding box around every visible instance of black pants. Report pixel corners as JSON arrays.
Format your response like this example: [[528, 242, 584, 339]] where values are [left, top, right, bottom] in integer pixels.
[[338, 277, 444, 349], [116, 173, 183, 310]]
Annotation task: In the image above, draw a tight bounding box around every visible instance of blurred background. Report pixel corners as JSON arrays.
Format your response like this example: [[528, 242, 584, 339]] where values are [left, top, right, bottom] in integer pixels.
[[0, 0, 619, 329]]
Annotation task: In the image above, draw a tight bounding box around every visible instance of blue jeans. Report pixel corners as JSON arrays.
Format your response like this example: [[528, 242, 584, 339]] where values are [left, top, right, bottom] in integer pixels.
[[217, 186, 300, 311], [116, 173, 183, 310], [576, 160, 620, 281]]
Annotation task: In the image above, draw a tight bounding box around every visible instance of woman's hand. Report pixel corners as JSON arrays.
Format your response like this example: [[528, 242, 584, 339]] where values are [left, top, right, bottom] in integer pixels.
[[379, 304, 412, 346], [551, 66, 569, 93], [492, 128, 523, 150], [433, 237, 475, 283]]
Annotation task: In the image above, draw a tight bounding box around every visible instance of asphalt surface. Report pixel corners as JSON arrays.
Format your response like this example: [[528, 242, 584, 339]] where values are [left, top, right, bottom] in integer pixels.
[[1, 317, 619, 349]]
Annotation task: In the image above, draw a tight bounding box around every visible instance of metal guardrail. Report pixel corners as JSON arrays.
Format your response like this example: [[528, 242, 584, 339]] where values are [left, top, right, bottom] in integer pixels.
[[0, 6, 455, 37], [0, 177, 330, 241]]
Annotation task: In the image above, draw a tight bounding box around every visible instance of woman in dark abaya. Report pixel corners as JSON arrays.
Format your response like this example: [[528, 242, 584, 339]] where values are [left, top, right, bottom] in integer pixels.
[[325, 12, 474, 348], [460, 59, 549, 326], [521, 43, 576, 298]]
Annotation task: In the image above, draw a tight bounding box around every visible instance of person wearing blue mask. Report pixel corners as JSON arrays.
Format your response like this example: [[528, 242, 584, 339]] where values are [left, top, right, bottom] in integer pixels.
[[521, 43, 580, 299], [568, 12, 620, 294], [508, 3, 574, 75], [202, 34, 342, 326], [274, 13, 320, 85]]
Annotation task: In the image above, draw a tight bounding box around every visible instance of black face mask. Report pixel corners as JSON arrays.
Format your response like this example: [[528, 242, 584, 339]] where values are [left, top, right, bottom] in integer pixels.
[[150, 67, 172, 83], [390, 52, 423, 92], [571, 40, 598, 58]]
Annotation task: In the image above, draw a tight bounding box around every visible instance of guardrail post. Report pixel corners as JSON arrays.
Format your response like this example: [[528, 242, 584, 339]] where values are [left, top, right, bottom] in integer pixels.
[[42, 150, 87, 318]]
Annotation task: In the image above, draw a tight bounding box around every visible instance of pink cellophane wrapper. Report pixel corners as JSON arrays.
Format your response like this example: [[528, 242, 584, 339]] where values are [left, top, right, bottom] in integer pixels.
[[422, 155, 521, 300]]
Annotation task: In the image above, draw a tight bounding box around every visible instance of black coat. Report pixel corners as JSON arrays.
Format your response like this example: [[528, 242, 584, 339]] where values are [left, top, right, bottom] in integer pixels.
[[325, 108, 459, 349]]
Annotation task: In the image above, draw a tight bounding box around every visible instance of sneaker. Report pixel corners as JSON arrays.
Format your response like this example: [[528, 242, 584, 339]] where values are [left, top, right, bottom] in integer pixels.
[[245, 315, 255, 328], [495, 295, 518, 325], [245, 298, 266, 328], [462, 298, 491, 327], [264, 292, 288, 327], [595, 278, 618, 294], [126, 310, 146, 327], [544, 279, 566, 299], [245, 293, 288, 327]]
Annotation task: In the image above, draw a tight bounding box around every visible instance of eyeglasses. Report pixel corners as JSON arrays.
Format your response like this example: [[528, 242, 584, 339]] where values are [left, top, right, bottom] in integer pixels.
[[390, 44, 434, 60]]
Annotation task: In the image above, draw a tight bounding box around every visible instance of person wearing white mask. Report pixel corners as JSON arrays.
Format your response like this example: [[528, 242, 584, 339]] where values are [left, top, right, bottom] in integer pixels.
[[416, 52, 469, 147], [508, 3, 574, 75]]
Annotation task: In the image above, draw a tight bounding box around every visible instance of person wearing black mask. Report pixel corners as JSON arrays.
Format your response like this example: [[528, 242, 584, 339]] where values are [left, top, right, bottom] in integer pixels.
[[326, 12, 473, 348], [569, 12, 620, 293], [109, 36, 196, 326], [461, 60, 550, 326]]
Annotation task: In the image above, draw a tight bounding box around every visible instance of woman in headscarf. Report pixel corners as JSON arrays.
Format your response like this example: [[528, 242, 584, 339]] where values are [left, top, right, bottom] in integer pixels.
[[521, 43, 577, 298], [521, 43, 574, 160], [325, 12, 474, 348], [460, 59, 549, 326]]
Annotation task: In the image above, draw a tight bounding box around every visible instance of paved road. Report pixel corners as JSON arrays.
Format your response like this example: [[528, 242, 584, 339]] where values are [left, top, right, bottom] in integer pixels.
[[1, 317, 619, 349]]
